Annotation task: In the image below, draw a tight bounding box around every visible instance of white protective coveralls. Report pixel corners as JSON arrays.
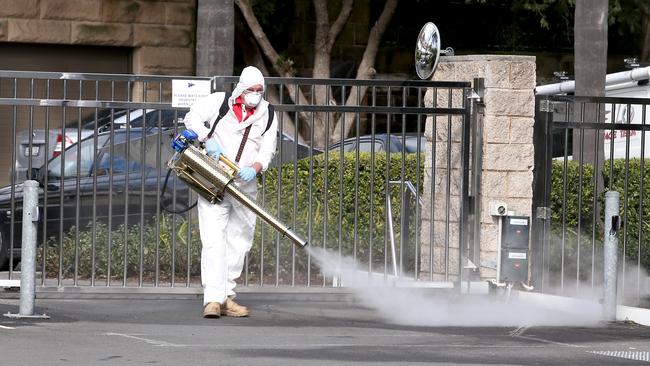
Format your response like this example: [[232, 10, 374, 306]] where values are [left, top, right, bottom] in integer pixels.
[[183, 66, 278, 305]]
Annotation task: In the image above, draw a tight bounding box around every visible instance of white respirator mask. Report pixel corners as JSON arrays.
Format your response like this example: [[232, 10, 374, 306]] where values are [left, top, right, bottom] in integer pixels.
[[244, 92, 262, 108]]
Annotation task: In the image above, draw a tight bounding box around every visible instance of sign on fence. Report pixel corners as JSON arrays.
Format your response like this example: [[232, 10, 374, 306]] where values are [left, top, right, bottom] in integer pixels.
[[171, 79, 211, 108]]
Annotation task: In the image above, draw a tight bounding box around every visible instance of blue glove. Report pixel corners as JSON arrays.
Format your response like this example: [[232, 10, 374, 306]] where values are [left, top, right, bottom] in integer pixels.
[[205, 139, 223, 159], [171, 129, 198, 152], [238, 167, 257, 182]]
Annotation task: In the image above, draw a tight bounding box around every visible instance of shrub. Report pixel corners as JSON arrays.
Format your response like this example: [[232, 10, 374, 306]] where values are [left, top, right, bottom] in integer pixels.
[[250, 152, 422, 284], [550, 158, 650, 280], [43, 152, 423, 284], [603, 159, 650, 270], [39, 214, 201, 283]]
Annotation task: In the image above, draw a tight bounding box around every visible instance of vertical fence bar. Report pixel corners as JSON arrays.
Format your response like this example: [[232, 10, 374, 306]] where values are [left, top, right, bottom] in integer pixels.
[[275, 84, 284, 287], [307, 83, 315, 286], [107, 90, 116, 287], [323, 85, 331, 287], [353, 86, 361, 268], [73, 80, 83, 286], [398, 87, 409, 277], [291, 82, 299, 286], [429, 87, 437, 282], [560, 108, 570, 292], [469, 79, 484, 278], [40, 80, 51, 286], [91, 80, 99, 287], [369, 86, 376, 276], [444, 88, 452, 281], [122, 84, 132, 287], [636, 104, 646, 306], [385, 86, 392, 278], [155, 89, 163, 288], [139, 83, 148, 287], [458, 87, 471, 282], [336, 84, 345, 286], [9, 78, 17, 280], [621, 102, 632, 298], [414, 86, 422, 280], [590, 103, 602, 289], [58, 79, 67, 287]]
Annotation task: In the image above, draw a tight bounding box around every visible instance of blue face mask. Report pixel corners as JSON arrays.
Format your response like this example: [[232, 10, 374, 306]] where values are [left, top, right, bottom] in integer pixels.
[[244, 92, 262, 107]]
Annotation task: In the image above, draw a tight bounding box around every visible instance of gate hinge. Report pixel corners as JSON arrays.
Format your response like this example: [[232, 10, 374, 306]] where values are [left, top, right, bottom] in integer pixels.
[[536, 206, 551, 220]]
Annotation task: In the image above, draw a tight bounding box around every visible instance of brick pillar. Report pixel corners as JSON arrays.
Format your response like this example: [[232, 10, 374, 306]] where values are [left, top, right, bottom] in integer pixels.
[[419, 55, 536, 281]]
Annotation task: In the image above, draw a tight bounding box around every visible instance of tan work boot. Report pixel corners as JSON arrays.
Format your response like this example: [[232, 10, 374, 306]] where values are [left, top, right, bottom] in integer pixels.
[[221, 297, 249, 317], [203, 302, 221, 318]]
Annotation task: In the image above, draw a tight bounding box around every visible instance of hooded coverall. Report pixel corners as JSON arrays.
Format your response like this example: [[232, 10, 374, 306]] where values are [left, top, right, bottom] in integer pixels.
[[183, 67, 278, 305]]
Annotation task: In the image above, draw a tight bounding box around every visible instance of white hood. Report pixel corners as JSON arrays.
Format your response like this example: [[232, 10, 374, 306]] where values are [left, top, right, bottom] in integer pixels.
[[231, 66, 265, 100]]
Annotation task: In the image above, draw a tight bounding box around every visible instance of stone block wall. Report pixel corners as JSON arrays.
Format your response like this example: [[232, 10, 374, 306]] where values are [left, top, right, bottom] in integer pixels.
[[0, 0, 196, 76], [419, 55, 536, 281]]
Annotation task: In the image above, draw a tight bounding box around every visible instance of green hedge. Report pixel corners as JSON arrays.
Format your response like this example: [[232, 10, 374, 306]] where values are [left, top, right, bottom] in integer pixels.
[[550, 159, 650, 277], [40, 214, 201, 282], [42, 152, 423, 283], [250, 152, 422, 284], [603, 159, 650, 270], [45, 154, 650, 283]]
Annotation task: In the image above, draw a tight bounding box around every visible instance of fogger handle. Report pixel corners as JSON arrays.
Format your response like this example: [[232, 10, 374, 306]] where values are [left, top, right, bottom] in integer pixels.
[[219, 154, 240, 173]]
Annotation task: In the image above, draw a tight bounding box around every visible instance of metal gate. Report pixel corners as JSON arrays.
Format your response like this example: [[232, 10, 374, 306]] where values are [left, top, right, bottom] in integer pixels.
[[0, 70, 479, 293], [532, 94, 650, 307]]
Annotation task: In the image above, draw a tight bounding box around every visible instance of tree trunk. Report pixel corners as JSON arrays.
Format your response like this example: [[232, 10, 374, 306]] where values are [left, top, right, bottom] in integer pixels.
[[573, 0, 607, 221], [332, 0, 399, 143], [311, 0, 354, 148], [642, 15, 650, 62], [196, 0, 234, 76], [235, 0, 314, 142], [236, 0, 395, 148]]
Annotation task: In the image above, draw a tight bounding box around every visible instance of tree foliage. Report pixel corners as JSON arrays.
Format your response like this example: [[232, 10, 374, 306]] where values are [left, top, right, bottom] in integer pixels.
[[466, 0, 650, 56], [235, 0, 399, 148]]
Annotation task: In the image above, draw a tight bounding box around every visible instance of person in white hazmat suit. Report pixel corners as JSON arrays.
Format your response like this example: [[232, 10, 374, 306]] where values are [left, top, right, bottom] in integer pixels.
[[183, 66, 278, 318]]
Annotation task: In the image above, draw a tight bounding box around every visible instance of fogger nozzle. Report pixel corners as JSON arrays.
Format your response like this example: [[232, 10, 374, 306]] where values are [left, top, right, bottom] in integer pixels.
[[168, 143, 308, 249]]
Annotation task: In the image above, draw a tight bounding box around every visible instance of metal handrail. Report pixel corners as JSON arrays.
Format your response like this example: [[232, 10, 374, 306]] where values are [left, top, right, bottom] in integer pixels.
[[387, 180, 422, 277]]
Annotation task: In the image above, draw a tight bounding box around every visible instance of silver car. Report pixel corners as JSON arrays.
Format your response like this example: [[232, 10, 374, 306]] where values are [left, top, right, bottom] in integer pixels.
[[14, 109, 186, 182]]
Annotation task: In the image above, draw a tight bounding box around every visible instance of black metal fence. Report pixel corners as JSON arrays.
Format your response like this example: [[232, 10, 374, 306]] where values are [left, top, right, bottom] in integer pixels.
[[0, 70, 476, 292], [533, 94, 650, 307]]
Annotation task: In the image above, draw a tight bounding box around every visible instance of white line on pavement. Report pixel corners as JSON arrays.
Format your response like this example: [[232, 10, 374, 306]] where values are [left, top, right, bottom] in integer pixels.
[[105, 333, 187, 347]]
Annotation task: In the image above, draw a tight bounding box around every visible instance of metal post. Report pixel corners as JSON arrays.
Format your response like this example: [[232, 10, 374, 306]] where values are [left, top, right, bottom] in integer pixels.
[[4, 180, 49, 319], [603, 191, 620, 321]]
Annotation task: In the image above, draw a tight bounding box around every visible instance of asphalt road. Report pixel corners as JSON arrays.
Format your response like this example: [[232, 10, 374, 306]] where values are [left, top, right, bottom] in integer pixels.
[[0, 293, 648, 365]]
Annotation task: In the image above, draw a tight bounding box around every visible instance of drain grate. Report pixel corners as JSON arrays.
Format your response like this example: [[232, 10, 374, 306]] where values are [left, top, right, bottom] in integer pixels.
[[589, 351, 650, 362]]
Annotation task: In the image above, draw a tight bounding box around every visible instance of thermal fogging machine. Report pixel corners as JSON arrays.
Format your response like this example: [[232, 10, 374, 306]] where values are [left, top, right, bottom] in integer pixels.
[[168, 130, 308, 248]]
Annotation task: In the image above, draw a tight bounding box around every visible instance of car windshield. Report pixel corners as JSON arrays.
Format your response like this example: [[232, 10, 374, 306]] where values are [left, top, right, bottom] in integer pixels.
[[46, 130, 151, 179], [47, 134, 111, 179], [96, 130, 172, 174]]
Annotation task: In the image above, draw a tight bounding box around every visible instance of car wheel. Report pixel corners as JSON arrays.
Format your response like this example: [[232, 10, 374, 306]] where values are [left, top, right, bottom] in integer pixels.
[[0, 231, 8, 270]]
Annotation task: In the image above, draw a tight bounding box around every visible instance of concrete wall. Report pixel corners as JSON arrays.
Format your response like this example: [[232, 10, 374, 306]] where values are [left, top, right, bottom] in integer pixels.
[[0, 0, 196, 76], [419, 55, 536, 281]]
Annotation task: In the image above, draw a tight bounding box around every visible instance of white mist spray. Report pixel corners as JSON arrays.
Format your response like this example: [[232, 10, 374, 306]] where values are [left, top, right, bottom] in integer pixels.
[[306, 246, 603, 327]]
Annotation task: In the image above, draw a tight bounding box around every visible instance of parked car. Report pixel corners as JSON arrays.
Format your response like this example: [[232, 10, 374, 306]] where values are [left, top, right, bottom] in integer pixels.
[[1, 124, 320, 269], [328, 133, 427, 153], [0, 126, 190, 269], [270, 132, 324, 167], [13, 109, 187, 182]]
